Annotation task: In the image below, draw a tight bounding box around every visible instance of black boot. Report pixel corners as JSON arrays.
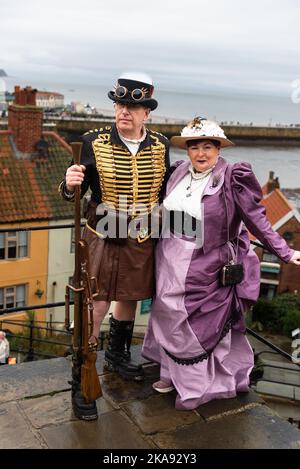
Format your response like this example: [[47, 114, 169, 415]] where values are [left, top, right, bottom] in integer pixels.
[[71, 352, 98, 421], [104, 316, 144, 381]]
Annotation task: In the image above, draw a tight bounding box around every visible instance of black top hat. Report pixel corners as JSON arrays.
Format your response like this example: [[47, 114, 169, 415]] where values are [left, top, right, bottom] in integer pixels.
[[108, 75, 158, 111]]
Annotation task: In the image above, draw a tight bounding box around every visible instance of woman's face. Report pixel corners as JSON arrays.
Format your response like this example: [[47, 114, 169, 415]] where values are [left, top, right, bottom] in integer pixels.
[[187, 139, 220, 172]]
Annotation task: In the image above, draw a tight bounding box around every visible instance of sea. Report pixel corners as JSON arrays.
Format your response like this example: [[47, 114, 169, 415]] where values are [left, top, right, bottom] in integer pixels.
[[3, 76, 300, 188], [171, 146, 300, 189]]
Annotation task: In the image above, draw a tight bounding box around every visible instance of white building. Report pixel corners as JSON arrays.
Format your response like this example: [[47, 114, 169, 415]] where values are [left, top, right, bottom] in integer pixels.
[[46, 220, 74, 326], [36, 91, 64, 109]]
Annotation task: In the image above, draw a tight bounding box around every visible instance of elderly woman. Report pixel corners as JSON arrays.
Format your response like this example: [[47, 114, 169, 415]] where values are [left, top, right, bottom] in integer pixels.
[[142, 117, 300, 410]]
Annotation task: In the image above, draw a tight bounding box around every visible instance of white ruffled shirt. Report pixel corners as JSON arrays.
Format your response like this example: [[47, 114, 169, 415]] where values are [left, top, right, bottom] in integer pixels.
[[163, 165, 213, 219], [118, 128, 147, 156]]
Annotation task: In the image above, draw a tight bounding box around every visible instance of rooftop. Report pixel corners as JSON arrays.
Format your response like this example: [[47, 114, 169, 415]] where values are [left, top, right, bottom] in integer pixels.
[[261, 188, 294, 225], [249, 187, 297, 241], [0, 131, 73, 223]]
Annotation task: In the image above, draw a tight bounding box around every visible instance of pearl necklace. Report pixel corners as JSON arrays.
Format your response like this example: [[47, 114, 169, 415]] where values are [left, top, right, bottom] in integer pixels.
[[186, 167, 214, 197]]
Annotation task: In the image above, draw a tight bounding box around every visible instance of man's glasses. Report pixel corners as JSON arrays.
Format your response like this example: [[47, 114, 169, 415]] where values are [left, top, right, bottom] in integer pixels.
[[114, 85, 149, 101]]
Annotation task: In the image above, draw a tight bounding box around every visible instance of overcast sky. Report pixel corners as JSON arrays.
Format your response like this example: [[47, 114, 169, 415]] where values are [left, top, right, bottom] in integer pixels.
[[1, 0, 300, 96]]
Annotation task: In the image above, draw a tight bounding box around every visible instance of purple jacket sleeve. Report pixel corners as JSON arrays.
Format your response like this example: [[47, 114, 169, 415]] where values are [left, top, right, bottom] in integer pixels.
[[232, 162, 294, 263]]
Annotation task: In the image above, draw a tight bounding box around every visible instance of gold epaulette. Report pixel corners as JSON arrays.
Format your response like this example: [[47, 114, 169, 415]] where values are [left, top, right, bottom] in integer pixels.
[[83, 126, 111, 136], [83, 128, 99, 135], [150, 130, 166, 139]]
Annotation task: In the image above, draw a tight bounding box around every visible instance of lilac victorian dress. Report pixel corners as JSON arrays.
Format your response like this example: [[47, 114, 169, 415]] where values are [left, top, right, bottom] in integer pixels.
[[142, 157, 293, 410]]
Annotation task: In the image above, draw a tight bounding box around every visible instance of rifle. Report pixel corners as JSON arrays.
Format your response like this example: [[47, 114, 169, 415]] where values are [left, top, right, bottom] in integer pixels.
[[65, 142, 102, 403]]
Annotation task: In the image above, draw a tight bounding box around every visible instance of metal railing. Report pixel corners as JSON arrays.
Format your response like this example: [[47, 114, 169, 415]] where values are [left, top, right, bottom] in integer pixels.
[[0, 223, 84, 234], [0, 223, 265, 250], [245, 328, 298, 364], [0, 222, 293, 366], [0, 318, 110, 361], [246, 330, 300, 405]]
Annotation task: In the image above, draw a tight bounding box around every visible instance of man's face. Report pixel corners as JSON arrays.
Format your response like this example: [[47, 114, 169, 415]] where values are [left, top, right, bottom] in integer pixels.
[[114, 102, 150, 136]]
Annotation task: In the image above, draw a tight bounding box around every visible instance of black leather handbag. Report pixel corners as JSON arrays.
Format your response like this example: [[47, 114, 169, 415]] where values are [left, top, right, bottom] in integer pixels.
[[220, 262, 244, 287], [220, 181, 244, 287]]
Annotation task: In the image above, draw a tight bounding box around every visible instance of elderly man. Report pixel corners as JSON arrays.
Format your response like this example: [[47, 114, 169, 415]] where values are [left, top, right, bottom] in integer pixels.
[[0, 331, 10, 365], [60, 72, 170, 419]]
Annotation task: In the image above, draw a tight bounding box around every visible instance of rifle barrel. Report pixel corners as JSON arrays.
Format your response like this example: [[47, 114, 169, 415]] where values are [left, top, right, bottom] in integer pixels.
[[70, 142, 83, 350], [70, 142, 83, 276]]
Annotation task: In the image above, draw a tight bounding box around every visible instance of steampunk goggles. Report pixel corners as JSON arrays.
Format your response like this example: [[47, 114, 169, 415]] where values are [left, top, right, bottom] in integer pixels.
[[114, 85, 149, 101]]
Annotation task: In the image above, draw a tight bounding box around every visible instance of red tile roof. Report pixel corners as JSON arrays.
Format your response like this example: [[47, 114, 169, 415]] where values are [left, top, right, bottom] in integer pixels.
[[249, 188, 294, 240], [262, 189, 293, 225], [0, 131, 74, 223]]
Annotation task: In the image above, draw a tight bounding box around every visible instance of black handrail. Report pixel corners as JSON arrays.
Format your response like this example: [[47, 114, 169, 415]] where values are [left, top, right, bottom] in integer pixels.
[[246, 327, 298, 365], [0, 223, 265, 250], [1, 320, 72, 335], [0, 301, 72, 315], [0, 223, 85, 234]]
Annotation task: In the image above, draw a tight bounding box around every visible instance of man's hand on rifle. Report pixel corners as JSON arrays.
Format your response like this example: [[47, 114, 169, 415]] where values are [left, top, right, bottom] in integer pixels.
[[66, 164, 86, 192]]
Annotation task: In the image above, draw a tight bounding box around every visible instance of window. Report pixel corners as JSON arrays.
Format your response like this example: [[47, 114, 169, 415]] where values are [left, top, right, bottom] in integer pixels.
[[0, 231, 28, 260], [260, 283, 277, 300], [0, 284, 26, 313], [262, 251, 279, 263], [283, 231, 293, 241]]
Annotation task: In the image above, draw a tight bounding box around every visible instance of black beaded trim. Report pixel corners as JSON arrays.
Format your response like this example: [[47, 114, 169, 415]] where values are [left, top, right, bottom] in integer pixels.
[[163, 314, 240, 366]]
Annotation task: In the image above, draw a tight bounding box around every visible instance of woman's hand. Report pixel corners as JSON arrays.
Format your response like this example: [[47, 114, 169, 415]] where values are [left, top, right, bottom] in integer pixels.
[[65, 165, 86, 192], [288, 250, 300, 265]]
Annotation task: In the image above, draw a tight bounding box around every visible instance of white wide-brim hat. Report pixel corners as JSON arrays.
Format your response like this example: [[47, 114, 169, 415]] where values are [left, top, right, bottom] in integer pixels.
[[170, 117, 234, 149]]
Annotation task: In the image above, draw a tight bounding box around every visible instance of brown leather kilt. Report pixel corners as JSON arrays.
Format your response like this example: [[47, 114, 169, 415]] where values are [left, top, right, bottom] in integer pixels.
[[82, 204, 155, 302]]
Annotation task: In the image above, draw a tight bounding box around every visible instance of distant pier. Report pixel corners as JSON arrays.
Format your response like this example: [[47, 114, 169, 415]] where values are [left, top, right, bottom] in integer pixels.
[[2, 117, 300, 144], [49, 118, 300, 144]]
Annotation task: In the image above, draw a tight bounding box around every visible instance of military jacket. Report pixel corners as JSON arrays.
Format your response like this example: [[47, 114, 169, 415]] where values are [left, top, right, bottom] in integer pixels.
[[61, 124, 170, 216]]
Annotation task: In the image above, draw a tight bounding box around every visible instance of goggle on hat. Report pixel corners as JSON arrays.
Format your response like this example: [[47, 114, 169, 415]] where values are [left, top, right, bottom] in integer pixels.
[[108, 72, 158, 111]]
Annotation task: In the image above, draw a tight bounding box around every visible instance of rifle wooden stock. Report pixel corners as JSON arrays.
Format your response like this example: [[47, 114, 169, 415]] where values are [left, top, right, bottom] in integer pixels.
[[66, 142, 102, 403], [81, 350, 102, 402]]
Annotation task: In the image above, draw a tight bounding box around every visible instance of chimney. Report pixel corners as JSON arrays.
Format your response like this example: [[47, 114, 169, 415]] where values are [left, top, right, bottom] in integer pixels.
[[8, 86, 43, 154], [266, 170, 280, 194]]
